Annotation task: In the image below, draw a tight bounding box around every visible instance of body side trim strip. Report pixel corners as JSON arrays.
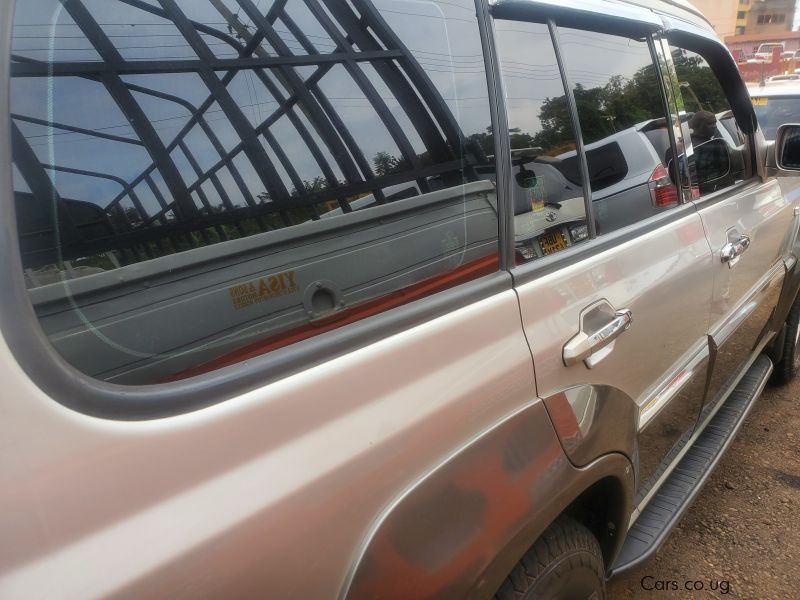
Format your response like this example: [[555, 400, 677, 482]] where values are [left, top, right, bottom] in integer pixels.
[[631, 337, 773, 521], [638, 340, 709, 430]]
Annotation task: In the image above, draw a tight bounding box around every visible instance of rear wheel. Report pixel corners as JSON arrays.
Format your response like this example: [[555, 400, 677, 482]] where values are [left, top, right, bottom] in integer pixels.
[[495, 516, 605, 600], [773, 299, 800, 385]]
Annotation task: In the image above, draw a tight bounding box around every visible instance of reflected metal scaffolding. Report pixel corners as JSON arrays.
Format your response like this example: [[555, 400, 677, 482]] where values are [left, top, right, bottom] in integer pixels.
[[11, 0, 480, 270]]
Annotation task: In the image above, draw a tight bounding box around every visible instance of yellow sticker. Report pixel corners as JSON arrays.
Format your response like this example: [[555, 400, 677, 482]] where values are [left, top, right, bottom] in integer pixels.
[[752, 97, 769, 107], [228, 270, 298, 310]]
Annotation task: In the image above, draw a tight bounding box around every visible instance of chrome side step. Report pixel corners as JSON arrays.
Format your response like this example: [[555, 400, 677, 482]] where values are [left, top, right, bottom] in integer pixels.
[[610, 355, 773, 577]]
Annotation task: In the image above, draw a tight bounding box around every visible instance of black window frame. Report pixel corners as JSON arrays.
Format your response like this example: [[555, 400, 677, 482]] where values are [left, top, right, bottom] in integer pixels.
[[0, 0, 511, 420]]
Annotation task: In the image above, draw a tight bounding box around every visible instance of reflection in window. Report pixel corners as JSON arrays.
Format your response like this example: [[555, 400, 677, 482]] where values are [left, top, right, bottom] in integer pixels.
[[671, 46, 750, 196], [752, 95, 800, 141], [10, 0, 497, 384], [494, 21, 589, 264], [558, 29, 679, 234]]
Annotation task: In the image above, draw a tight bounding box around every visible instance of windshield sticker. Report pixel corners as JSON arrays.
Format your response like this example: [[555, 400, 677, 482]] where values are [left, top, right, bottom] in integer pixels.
[[752, 97, 769, 106]]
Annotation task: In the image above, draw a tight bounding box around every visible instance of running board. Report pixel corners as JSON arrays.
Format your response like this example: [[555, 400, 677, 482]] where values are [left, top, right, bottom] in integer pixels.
[[610, 355, 773, 577]]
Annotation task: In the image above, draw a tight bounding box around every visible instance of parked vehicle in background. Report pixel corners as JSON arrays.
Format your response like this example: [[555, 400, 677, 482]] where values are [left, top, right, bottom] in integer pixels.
[[3, 1, 800, 599], [766, 74, 800, 84], [750, 85, 800, 140], [755, 42, 786, 62]]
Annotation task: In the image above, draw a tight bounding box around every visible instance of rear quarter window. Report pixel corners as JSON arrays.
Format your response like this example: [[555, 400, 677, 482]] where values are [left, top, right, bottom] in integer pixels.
[[9, 0, 498, 385]]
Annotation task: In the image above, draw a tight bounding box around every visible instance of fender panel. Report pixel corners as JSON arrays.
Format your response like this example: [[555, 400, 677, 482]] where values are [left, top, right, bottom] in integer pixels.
[[542, 385, 638, 467], [341, 401, 634, 600]]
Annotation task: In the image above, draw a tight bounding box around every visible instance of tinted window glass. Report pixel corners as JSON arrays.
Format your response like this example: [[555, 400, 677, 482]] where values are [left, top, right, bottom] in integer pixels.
[[494, 20, 589, 263], [10, 0, 497, 384], [558, 29, 680, 234], [671, 46, 751, 196], [752, 95, 800, 140]]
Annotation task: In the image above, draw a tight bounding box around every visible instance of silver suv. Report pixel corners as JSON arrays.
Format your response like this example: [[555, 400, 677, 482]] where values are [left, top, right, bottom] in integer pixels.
[[2, 0, 800, 598]]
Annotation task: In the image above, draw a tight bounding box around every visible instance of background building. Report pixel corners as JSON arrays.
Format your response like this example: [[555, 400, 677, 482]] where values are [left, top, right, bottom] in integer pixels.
[[736, 1, 754, 35], [691, 0, 739, 38], [692, 0, 796, 36], [726, 29, 800, 55], [744, 0, 796, 34]]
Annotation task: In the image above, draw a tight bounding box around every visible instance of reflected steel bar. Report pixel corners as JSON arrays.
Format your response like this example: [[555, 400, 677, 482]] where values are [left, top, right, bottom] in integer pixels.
[[319, 0, 452, 166], [209, 0, 351, 212], [303, 0, 421, 168], [349, 0, 474, 164], [303, 0, 427, 195], [11, 114, 144, 146], [59, 0, 199, 220], [158, 0, 291, 208], [11, 122, 80, 245], [236, 0, 364, 187], [10, 50, 405, 77], [210, 3, 342, 196], [241, 0, 287, 56], [271, 6, 390, 198], [40, 162, 148, 224], [124, 82, 260, 211], [178, 139, 238, 239], [118, 0, 243, 50], [248, 69, 342, 190], [145, 174, 196, 250]]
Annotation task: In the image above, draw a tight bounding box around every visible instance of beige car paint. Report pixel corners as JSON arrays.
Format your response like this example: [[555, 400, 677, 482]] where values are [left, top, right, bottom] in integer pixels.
[[0, 290, 538, 598], [1, 0, 798, 598], [516, 209, 714, 405]]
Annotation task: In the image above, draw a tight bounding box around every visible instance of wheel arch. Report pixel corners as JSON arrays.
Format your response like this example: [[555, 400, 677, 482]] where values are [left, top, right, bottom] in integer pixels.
[[467, 457, 633, 600], [339, 400, 634, 600]]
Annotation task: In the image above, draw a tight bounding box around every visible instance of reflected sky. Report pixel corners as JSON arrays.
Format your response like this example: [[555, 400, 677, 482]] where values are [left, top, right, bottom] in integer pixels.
[[11, 0, 493, 228]]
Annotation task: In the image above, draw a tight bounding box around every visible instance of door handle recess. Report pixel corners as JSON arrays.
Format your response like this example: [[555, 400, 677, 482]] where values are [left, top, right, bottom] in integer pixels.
[[563, 308, 633, 367], [720, 235, 751, 267]]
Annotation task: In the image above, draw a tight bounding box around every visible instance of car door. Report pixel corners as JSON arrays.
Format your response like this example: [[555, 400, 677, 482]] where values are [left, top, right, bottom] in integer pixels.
[[490, 7, 713, 507], [663, 29, 798, 422]]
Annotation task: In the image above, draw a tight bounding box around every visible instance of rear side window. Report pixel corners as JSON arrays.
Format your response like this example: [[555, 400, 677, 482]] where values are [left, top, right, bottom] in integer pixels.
[[557, 28, 680, 234], [494, 20, 590, 263], [10, 0, 497, 385]]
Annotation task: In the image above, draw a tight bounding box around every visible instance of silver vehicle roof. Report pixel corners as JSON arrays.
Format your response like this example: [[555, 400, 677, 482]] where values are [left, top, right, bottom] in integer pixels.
[[749, 84, 800, 97]]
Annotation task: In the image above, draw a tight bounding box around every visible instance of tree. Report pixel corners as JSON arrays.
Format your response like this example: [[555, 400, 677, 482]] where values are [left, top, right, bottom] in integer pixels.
[[373, 151, 401, 177]]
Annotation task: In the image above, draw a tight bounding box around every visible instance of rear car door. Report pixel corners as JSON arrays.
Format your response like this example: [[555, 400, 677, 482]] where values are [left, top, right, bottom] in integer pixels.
[[662, 27, 798, 421], [490, 5, 713, 507]]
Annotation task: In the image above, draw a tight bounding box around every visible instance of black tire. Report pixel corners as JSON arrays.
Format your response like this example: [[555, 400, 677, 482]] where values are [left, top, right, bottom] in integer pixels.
[[494, 516, 605, 600], [773, 299, 800, 385]]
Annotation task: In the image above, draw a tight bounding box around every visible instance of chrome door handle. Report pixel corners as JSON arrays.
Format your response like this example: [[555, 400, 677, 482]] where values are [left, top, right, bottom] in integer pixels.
[[563, 308, 633, 367], [721, 235, 751, 266]]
